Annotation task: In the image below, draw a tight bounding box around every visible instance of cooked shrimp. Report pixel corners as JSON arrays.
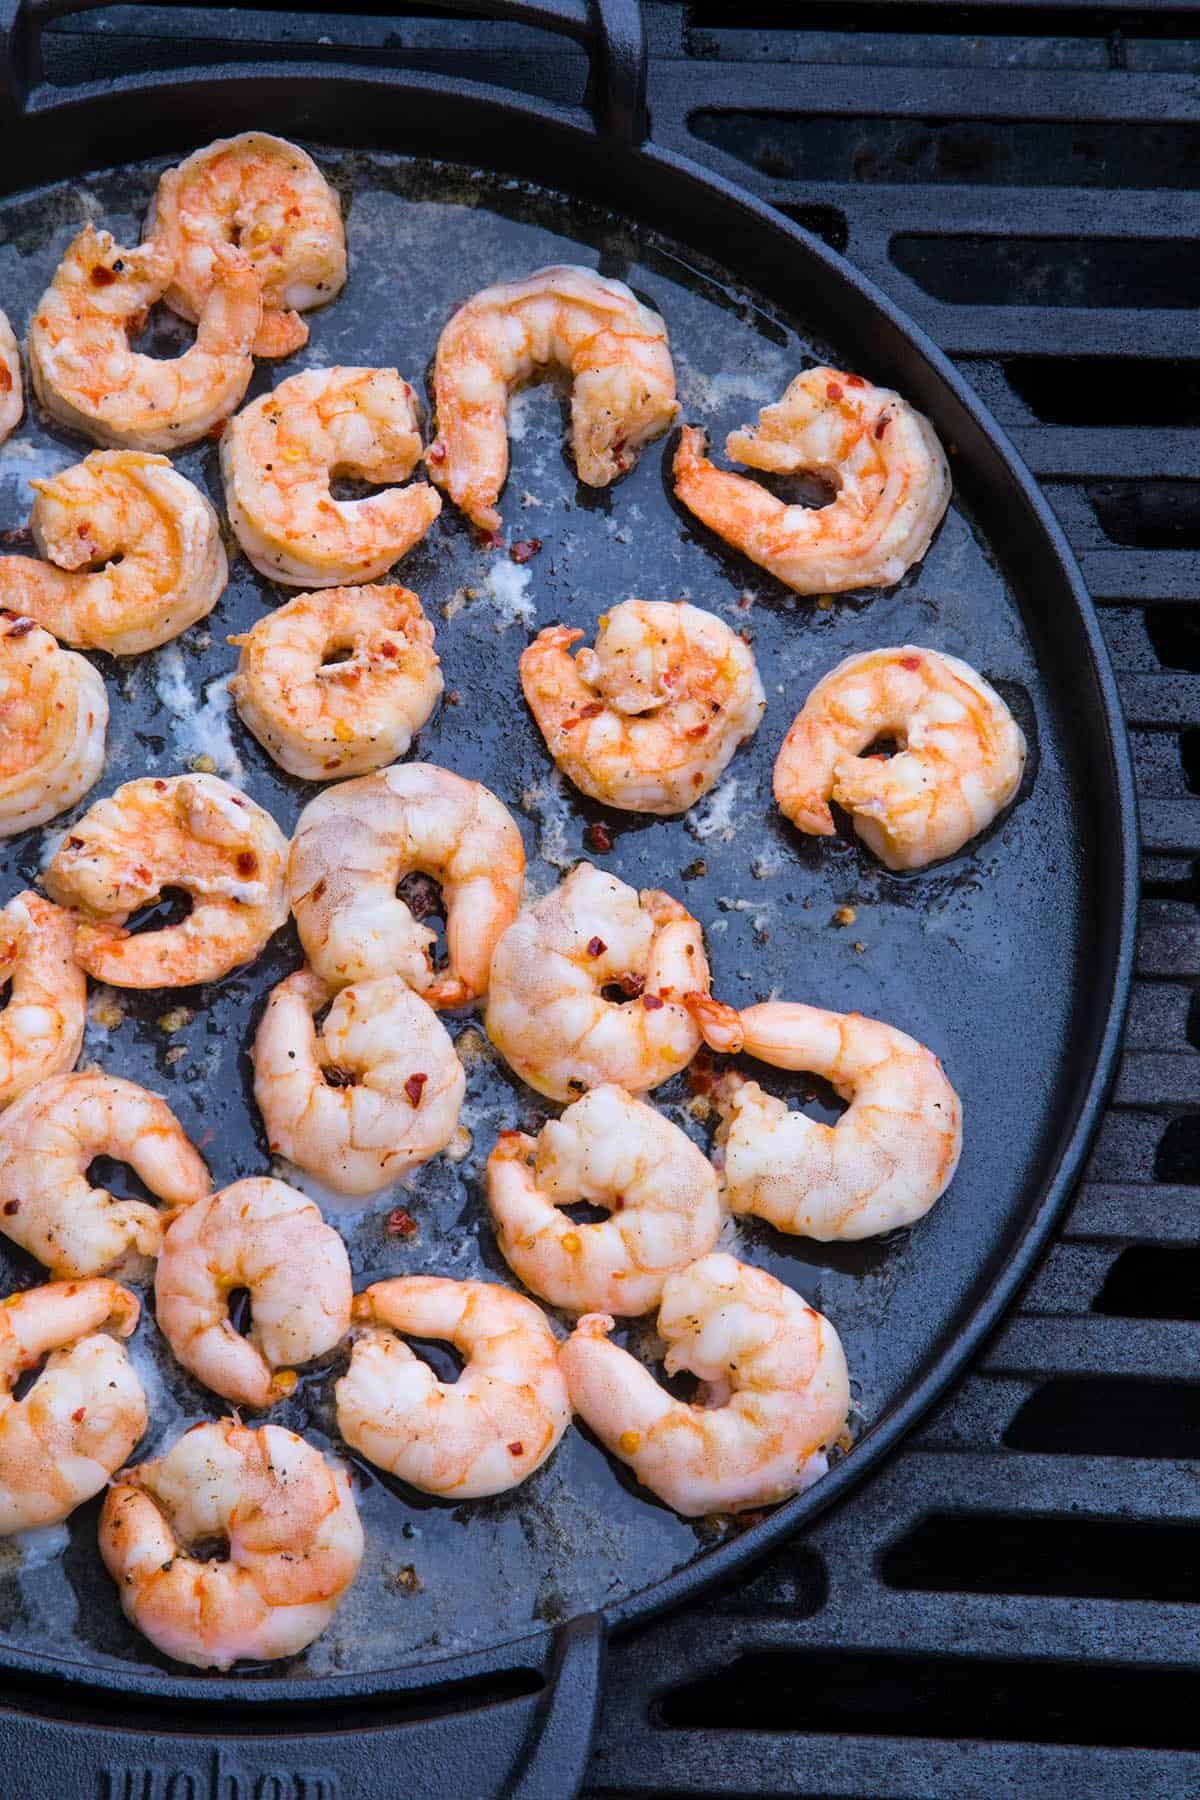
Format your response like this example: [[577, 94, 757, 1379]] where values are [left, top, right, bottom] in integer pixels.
[[155, 1178, 352, 1408], [288, 762, 524, 1007], [427, 265, 678, 532], [336, 1277, 570, 1499], [487, 1085, 721, 1315], [43, 773, 288, 988], [27, 226, 258, 451], [773, 645, 1026, 870], [0, 1070, 209, 1277], [0, 450, 227, 655], [692, 998, 962, 1240], [0, 1278, 146, 1534], [100, 1419, 363, 1669], [221, 367, 442, 587], [0, 892, 86, 1107], [673, 366, 950, 594], [520, 599, 765, 815], [0, 615, 106, 835], [485, 862, 709, 1101], [0, 310, 23, 444], [230, 584, 442, 781], [253, 969, 465, 1195], [561, 1252, 849, 1516], [147, 132, 347, 360]]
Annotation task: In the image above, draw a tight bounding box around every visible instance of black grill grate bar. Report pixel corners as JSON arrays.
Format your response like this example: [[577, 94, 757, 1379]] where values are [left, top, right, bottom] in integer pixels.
[[1066, 1182, 1200, 1239]]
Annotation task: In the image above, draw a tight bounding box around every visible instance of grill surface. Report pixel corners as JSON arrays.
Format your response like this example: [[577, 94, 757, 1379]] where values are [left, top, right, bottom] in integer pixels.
[[24, 1, 1198, 1793]]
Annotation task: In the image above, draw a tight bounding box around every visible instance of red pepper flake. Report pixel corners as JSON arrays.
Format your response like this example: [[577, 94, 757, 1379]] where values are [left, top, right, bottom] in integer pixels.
[[386, 1207, 418, 1237], [207, 418, 226, 440], [380, 639, 398, 659], [510, 537, 542, 565], [619, 972, 644, 999], [479, 528, 505, 551], [89, 263, 118, 287], [642, 993, 665, 1011], [874, 413, 891, 440], [845, 374, 866, 388], [312, 877, 327, 901], [587, 936, 606, 958], [584, 822, 613, 854], [5, 617, 35, 638], [508, 1441, 525, 1456], [427, 440, 446, 464], [826, 381, 843, 402], [2, 1200, 18, 1216], [579, 702, 603, 720], [686, 724, 708, 740], [71, 1406, 87, 1423], [236, 851, 258, 878], [133, 864, 152, 883], [404, 1072, 428, 1107], [900, 655, 921, 671], [153, 779, 168, 791], [66, 836, 84, 850], [76, 522, 92, 540]]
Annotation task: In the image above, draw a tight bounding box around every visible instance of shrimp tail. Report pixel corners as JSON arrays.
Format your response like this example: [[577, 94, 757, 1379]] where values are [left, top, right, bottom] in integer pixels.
[[687, 993, 745, 1056]]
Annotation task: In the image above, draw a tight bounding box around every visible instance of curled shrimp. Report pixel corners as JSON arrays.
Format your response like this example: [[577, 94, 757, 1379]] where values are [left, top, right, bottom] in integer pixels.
[[221, 367, 442, 587], [487, 1085, 721, 1315], [27, 226, 258, 451], [155, 1177, 352, 1408], [147, 132, 347, 360], [0, 614, 106, 835], [773, 645, 1027, 870], [426, 265, 678, 532], [673, 366, 950, 594], [253, 969, 465, 1196], [520, 599, 765, 815], [0, 450, 227, 655], [485, 862, 710, 1101], [43, 773, 289, 988], [0, 892, 86, 1107], [230, 584, 442, 781], [0, 1278, 146, 1534], [560, 1252, 850, 1517], [0, 310, 22, 444], [0, 1070, 209, 1277], [692, 997, 962, 1240], [99, 1418, 363, 1669], [336, 1277, 570, 1499], [288, 762, 525, 1006]]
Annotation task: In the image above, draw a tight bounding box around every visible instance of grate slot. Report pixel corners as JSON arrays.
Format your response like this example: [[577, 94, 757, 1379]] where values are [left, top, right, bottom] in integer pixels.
[[881, 1511, 1200, 1602], [890, 233, 1200, 308], [1004, 1377, 1200, 1456]]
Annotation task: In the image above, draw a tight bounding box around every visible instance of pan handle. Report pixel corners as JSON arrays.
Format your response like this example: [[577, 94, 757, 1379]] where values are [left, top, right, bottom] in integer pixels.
[[0, 0, 648, 144], [0, 1612, 606, 1800]]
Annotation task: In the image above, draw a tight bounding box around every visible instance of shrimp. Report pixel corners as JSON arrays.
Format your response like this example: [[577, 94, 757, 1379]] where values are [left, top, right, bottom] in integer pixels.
[[520, 599, 765, 815], [0, 892, 86, 1107], [220, 367, 442, 587], [0, 1070, 209, 1277], [147, 132, 347, 360], [692, 998, 962, 1240], [487, 1085, 722, 1315], [27, 226, 258, 451], [673, 366, 950, 594], [0, 310, 23, 444], [426, 265, 678, 532], [773, 645, 1027, 870], [230, 584, 442, 781], [336, 1277, 570, 1499], [43, 773, 289, 988], [99, 1419, 363, 1670], [560, 1252, 850, 1516], [288, 762, 525, 1007], [253, 969, 465, 1196], [0, 1278, 146, 1534], [0, 450, 227, 655], [155, 1178, 352, 1408], [0, 614, 107, 835], [484, 862, 709, 1101]]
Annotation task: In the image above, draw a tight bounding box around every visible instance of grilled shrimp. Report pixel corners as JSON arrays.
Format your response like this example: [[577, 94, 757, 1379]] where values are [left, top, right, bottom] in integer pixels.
[[336, 1277, 570, 1499], [773, 645, 1027, 870], [427, 265, 678, 532], [288, 762, 525, 1007], [0, 892, 86, 1107], [692, 998, 962, 1240], [253, 969, 465, 1195], [561, 1252, 850, 1516], [0, 450, 227, 655], [0, 1279, 146, 1534], [99, 1419, 363, 1670], [487, 1086, 721, 1315], [155, 1178, 352, 1408], [27, 226, 258, 451], [221, 367, 442, 587], [0, 310, 22, 444], [0, 615, 106, 835], [0, 1070, 209, 1277], [147, 132, 347, 360], [673, 367, 950, 594], [230, 584, 442, 781], [43, 773, 289, 988], [485, 862, 709, 1101], [520, 599, 765, 815]]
